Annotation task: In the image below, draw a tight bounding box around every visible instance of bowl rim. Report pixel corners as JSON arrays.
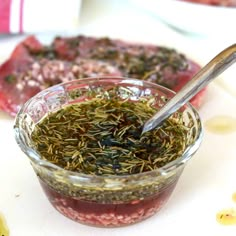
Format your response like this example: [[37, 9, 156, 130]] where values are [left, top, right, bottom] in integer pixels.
[[14, 76, 203, 181]]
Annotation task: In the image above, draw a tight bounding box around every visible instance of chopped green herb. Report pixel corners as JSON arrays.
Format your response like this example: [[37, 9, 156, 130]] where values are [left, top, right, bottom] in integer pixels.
[[4, 75, 16, 84], [31, 87, 194, 176]]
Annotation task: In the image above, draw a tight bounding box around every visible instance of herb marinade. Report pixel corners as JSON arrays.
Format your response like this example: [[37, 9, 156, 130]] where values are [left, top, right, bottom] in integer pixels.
[[31, 88, 192, 176]]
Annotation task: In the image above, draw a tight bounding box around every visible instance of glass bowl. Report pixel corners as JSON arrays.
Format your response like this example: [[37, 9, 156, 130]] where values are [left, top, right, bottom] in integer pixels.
[[14, 77, 203, 227]]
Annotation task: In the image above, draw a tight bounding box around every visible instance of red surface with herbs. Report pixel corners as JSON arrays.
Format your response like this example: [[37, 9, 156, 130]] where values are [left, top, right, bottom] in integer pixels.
[[0, 35, 206, 116], [180, 0, 236, 6]]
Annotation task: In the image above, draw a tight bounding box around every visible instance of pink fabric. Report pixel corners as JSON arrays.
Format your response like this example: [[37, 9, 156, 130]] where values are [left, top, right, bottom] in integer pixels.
[[0, 0, 81, 33], [19, 0, 24, 33], [0, 0, 12, 32]]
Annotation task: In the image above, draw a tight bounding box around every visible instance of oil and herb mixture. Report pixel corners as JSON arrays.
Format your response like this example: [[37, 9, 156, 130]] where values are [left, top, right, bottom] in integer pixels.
[[0, 213, 9, 236], [232, 192, 236, 203], [205, 115, 236, 134], [216, 208, 236, 225], [216, 192, 236, 226], [31, 88, 191, 176]]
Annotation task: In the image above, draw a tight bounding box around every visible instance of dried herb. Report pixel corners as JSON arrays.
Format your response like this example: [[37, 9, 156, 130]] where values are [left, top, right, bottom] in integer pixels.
[[90, 43, 188, 88], [31, 87, 193, 176], [5, 74, 16, 84], [29, 46, 57, 60], [52, 36, 189, 88]]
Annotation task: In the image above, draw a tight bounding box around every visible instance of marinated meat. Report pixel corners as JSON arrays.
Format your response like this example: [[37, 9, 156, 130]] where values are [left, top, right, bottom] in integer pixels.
[[0, 35, 205, 116], [0, 57, 121, 116], [181, 0, 236, 6], [53, 36, 204, 106]]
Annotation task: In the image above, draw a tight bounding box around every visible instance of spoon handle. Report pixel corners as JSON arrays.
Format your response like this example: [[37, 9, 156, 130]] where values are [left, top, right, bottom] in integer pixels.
[[142, 44, 236, 134]]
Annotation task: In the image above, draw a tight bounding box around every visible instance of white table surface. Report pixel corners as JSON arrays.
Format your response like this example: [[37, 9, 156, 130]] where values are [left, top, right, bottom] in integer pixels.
[[0, 0, 236, 235]]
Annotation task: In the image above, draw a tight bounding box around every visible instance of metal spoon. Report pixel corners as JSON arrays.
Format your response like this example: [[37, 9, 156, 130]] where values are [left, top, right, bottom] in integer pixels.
[[142, 44, 236, 134]]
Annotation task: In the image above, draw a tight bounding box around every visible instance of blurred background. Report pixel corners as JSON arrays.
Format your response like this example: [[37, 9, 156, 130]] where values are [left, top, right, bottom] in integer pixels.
[[0, 0, 236, 95]]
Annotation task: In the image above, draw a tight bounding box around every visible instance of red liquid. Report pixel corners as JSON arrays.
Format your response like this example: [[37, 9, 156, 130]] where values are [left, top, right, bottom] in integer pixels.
[[39, 178, 178, 227]]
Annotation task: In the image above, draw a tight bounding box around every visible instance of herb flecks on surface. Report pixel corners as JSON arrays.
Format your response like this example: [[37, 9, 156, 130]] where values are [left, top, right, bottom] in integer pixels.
[[4, 74, 17, 84], [55, 36, 189, 88], [31, 89, 192, 176], [88, 38, 188, 87]]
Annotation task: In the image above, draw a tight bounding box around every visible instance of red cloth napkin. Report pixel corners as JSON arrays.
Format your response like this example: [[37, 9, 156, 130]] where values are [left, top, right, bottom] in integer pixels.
[[0, 0, 81, 33], [0, 0, 22, 32]]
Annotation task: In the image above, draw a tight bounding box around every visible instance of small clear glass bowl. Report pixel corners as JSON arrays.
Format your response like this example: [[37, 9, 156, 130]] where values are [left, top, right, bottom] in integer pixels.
[[14, 77, 203, 227]]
